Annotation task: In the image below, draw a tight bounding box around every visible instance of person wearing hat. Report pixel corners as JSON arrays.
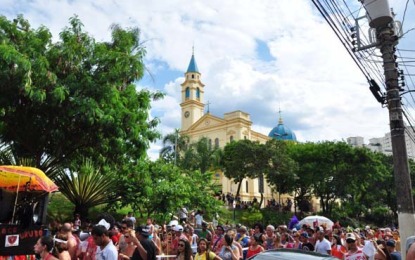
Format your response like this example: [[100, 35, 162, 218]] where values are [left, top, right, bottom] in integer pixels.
[[299, 232, 314, 251], [386, 239, 401, 260], [129, 225, 157, 260], [344, 233, 366, 260], [170, 225, 187, 255], [236, 226, 250, 248]]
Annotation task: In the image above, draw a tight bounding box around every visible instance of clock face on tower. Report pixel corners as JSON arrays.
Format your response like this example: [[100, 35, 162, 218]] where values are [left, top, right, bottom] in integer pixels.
[[184, 111, 190, 118]]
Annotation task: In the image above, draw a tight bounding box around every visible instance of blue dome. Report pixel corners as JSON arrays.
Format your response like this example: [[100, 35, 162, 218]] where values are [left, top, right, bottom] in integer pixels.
[[268, 116, 297, 141]]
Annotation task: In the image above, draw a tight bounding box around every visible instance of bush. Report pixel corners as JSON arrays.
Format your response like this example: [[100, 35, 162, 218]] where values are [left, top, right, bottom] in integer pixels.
[[47, 192, 74, 223]]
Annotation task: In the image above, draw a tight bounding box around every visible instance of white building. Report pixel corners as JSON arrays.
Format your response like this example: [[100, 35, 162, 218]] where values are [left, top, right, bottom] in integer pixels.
[[348, 126, 415, 159]]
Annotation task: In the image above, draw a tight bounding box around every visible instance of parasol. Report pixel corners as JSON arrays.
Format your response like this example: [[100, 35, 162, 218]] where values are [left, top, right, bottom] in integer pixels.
[[0, 165, 58, 193], [298, 215, 334, 229]]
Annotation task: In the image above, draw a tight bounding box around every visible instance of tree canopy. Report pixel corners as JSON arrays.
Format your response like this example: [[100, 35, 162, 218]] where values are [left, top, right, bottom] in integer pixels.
[[113, 159, 222, 221], [0, 15, 163, 173]]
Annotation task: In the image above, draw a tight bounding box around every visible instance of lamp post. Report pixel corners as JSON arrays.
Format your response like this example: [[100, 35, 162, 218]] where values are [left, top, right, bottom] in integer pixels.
[[233, 200, 236, 222]]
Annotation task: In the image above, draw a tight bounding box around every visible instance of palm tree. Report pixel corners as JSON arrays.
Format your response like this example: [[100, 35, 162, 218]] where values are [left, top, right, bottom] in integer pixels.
[[53, 159, 117, 218], [0, 140, 63, 180], [159, 129, 189, 164]]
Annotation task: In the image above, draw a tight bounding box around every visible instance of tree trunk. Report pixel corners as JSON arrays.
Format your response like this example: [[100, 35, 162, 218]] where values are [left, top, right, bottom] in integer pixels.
[[236, 180, 242, 199], [259, 193, 264, 208], [74, 204, 89, 220]]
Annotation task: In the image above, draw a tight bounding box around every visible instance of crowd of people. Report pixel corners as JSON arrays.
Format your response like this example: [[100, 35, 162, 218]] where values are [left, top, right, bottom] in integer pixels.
[[34, 211, 413, 260]]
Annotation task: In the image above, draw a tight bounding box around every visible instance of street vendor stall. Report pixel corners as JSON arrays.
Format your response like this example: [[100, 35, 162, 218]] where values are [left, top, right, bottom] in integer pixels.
[[0, 166, 58, 256]]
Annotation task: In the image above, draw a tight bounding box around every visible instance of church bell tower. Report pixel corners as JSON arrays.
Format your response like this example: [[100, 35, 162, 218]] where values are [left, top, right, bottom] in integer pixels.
[[180, 51, 205, 131]]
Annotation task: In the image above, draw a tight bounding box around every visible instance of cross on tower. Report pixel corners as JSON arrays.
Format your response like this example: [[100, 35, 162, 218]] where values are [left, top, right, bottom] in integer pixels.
[[206, 101, 211, 113]]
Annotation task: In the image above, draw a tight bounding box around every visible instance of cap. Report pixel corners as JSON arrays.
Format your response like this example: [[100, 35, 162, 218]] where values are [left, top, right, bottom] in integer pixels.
[[237, 226, 247, 232], [168, 220, 179, 227], [173, 225, 183, 232], [300, 232, 309, 238], [315, 226, 324, 233], [386, 239, 396, 247], [136, 225, 150, 237], [346, 233, 356, 241]]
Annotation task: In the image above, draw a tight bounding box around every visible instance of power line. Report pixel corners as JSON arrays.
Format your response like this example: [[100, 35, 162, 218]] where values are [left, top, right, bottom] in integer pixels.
[[401, 0, 410, 31]]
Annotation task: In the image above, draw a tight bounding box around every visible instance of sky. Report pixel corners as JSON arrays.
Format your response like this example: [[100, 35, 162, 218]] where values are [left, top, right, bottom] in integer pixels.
[[1, 0, 415, 160]]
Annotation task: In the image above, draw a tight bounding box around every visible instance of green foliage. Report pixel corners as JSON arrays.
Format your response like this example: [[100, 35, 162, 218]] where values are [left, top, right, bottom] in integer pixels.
[[113, 159, 222, 223], [240, 210, 263, 227], [47, 193, 74, 223], [222, 140, 263, 197], [264, 139, 298, 197], [261, 209, 293, 227], [0, 15, 162, 175], [53, 159, 117, 218], [159, 129, 189, 164], [288, 141, 390, 216]]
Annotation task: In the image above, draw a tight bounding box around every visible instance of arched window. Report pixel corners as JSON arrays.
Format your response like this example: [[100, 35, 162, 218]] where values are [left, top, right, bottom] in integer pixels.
[[185, 87, 190, 99], [209, 139, 212, 150], [192, 74, 195, 79], [230, 136, 234, 142], [245, 181, 249, 193], [196, 88, 200, 99], [215, 138, 219, 148]]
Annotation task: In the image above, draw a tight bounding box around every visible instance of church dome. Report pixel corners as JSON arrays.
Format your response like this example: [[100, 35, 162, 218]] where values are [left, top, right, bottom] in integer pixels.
[[268, 114, 297, 141]]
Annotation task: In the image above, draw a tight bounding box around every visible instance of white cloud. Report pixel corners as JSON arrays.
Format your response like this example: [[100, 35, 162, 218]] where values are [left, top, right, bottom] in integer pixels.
[[3, 0, 414, 160]]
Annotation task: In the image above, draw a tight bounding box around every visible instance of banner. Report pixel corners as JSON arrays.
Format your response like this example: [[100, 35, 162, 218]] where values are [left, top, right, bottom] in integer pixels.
[[0, 224, 44, 256]]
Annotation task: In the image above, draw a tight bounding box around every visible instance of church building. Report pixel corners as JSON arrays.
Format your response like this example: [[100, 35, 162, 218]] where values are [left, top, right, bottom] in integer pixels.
[[179, 52, 297, 205]]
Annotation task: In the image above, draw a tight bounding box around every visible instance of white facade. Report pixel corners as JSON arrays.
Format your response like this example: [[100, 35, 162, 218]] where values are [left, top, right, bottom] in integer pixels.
[[347, 136, 364, 147], [349, 126, 415, 159]]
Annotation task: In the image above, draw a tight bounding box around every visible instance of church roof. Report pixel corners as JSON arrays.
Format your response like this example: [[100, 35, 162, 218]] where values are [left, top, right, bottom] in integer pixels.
[[268, 113, 297, 141], [186, 54, 199, 73]]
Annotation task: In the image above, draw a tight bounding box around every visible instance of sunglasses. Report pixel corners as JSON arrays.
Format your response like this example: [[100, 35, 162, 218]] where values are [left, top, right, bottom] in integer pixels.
[[346, 239, 355, 244], [178, 244, 185, 247], [125, 236, 130, 238], [121, 227, 128, 230]]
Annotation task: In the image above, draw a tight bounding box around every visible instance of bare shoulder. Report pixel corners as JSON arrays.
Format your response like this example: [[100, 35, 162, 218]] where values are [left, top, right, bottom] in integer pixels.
[[407, 242, 415, 260]]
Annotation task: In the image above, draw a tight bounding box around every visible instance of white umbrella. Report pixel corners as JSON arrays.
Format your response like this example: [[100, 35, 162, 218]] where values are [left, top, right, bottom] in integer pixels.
[[298, 215, 334, 229]]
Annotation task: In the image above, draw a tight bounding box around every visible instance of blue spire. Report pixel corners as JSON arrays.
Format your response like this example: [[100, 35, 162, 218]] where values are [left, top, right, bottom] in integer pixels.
[[186, 47, 199, 73]]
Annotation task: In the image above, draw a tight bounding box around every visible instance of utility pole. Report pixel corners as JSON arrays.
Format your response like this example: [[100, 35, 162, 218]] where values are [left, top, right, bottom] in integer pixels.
[[361, 0, 415, 257]]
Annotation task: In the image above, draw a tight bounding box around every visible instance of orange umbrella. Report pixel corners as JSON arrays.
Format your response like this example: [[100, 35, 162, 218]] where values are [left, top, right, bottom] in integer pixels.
[[0, 165, 59, 193]]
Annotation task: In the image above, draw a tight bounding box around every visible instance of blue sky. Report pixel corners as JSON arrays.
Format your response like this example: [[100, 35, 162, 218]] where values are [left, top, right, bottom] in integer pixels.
[[1, 0, 414, 160]]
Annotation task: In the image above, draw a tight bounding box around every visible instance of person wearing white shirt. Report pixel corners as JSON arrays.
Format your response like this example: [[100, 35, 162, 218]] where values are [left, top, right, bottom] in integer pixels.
[[194, 210, 203, 228], [314, 228, 331, 255], [92, 225, 118, 260]]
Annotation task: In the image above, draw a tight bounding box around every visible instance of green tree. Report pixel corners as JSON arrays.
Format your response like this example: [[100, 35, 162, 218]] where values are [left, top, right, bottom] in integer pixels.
[[288, 141, 390, 216], [222, 139, 262, 200], [113, 159, 221, 221], [264, 139, 298, 207], [0, 15, 162, 174], [159, 129, 189, 164], [181, 137, 220, 173], [53, 159, 117, 218], [287, 142, 319, 212]]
